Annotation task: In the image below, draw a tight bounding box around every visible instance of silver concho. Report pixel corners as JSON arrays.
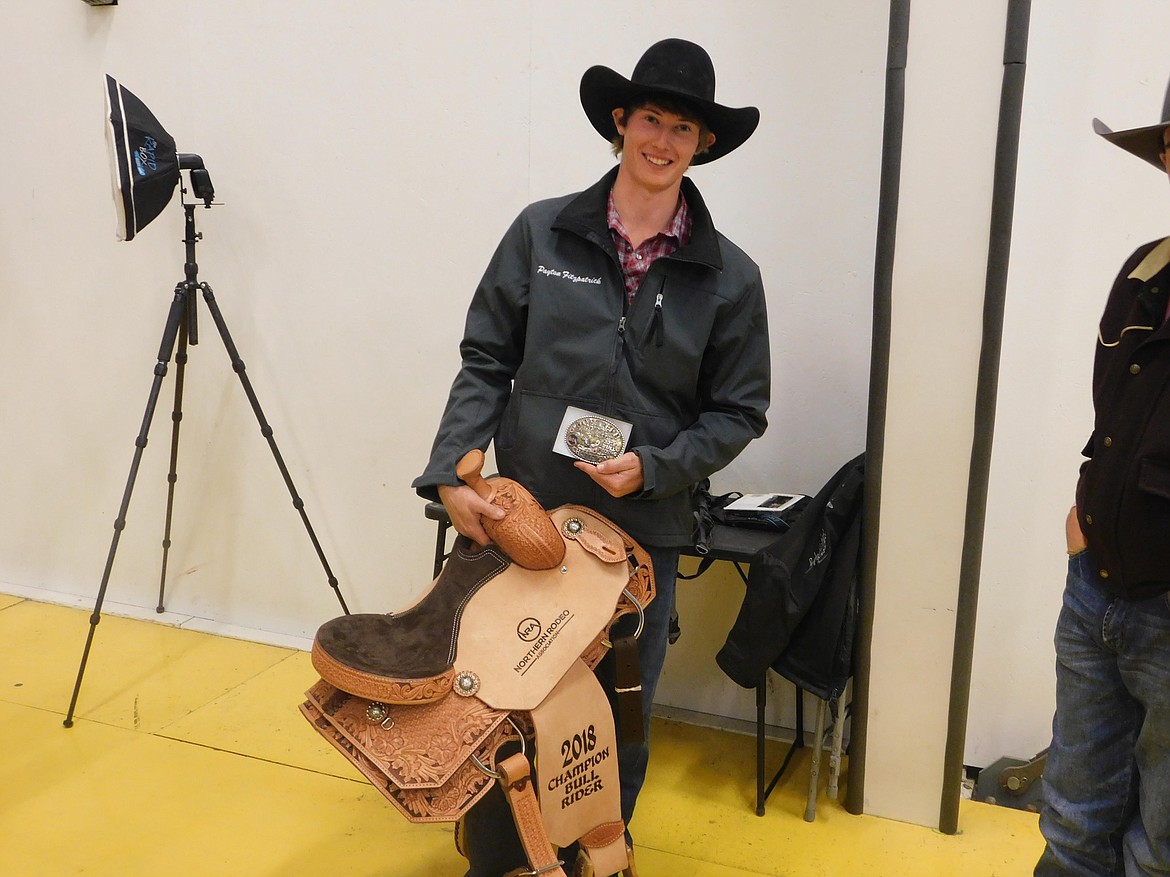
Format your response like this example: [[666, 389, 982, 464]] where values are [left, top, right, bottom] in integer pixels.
[[564, 415, 624, 464], [365, 701, 390, 723], [453, 670, 481, 697]]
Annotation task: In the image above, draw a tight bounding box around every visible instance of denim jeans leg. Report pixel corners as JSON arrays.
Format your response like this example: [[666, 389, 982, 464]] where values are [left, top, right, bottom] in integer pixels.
[[1116, 589, 1170, 874], [1037, 552, 1137, 877], [598, 544, 679, 829], [1035, 551, 1170, 876]]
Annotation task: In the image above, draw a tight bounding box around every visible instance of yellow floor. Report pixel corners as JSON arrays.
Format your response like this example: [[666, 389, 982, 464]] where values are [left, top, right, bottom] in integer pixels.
[[0, 594, 1044, 876]]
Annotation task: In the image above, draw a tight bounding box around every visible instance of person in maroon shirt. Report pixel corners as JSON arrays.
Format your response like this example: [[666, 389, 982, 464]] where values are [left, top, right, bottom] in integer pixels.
[[1036, 90, 1170, 877]]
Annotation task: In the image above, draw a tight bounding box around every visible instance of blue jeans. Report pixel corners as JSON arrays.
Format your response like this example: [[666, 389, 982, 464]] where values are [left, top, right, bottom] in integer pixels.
[[598, 544, 679, 824], [1035, 551, 1170, 876], [460, 545, 679, 877]]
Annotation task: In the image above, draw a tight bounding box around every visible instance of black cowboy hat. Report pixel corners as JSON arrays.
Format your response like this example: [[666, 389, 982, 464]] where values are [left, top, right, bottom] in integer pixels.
[[579, 38, 759, 165], [1093, 77, 1170, 170]]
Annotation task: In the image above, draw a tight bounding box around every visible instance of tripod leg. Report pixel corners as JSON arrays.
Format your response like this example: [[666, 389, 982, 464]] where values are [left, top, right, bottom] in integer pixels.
[[156, 317, 191, 612], [198, 282, 349, 615], [64, 284, 191, 728]]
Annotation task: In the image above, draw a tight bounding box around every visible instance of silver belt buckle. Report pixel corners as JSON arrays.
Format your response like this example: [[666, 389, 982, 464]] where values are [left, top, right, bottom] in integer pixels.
[[552, 405, 632, 464]]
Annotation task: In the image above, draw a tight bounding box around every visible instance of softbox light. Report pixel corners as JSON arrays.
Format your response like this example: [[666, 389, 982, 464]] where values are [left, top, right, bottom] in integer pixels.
[[104, 74, 181, 241]]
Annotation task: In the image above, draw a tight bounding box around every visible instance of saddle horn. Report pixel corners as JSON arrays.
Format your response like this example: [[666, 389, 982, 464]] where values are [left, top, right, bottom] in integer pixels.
[[457, 450, 566, 570]]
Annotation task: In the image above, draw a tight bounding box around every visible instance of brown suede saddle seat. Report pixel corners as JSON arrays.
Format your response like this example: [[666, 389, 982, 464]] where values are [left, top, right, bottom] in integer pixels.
[[309, 537, 512, 705], [309, 503, 637, 708]]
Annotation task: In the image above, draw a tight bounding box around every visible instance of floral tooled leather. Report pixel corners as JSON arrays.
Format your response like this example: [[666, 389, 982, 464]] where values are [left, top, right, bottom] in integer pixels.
[[301, 680, 515, 823]]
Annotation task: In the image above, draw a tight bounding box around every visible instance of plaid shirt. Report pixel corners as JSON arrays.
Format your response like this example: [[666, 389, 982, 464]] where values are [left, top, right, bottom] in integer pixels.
[[607, 189, 692, 307]]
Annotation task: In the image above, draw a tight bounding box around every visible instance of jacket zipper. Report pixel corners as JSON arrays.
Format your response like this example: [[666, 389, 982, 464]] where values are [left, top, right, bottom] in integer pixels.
[[613, 275, 667, 376], [651, 289, 665, 348], [612, 315, 626, 374]]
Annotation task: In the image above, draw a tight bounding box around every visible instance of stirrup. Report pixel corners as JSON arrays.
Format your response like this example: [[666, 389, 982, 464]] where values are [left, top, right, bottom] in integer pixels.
[[571, 845, 638, 877], [504, 865, 566, 877]]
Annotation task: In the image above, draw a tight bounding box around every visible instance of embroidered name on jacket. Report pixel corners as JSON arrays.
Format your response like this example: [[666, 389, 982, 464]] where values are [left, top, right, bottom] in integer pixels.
[[538, 264, 602, 285]]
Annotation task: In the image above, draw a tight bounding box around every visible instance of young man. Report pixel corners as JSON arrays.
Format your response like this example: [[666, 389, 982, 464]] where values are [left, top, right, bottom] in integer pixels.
[[1036, 92, 1170, 876], [414, 38, 769, 876]]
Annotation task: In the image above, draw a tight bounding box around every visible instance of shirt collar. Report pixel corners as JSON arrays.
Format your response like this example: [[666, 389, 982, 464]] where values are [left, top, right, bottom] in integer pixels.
[[552, 169, 722, 271], [606, 188, 691, 246]]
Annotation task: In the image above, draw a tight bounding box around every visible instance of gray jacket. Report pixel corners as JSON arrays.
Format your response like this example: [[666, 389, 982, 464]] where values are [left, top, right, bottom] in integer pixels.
[[414, 167, 770, 547]]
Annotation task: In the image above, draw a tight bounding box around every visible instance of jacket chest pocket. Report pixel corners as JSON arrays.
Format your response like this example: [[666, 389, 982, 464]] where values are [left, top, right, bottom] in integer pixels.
[[629, 287, 716, 380]]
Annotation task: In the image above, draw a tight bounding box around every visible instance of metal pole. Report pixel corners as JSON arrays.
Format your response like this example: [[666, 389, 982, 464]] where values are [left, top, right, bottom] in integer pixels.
[[938, 0, 1031, 835], [845, 0, 911, 816]]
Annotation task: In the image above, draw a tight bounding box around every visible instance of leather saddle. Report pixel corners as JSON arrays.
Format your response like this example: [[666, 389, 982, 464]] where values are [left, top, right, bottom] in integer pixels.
[[301, 451, 654, 877]]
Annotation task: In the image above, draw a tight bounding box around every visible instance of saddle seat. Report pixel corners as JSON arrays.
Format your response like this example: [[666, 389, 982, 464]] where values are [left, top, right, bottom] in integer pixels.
[[310, 506, 635, 708], [310, 539, 510, 704]]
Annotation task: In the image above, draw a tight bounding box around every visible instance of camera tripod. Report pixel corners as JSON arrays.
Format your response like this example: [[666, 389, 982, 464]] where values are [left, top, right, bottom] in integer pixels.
[[63, 194, 349, 728]]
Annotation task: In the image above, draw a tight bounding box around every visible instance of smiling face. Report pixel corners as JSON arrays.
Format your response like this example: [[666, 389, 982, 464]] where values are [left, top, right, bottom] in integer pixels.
[[611, 102, 716, 197]]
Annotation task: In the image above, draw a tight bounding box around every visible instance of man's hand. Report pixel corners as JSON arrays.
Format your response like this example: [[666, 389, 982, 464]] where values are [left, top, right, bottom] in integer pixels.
[[574, 451, 644, 498], [1065, 504, 1088, 555], [438, 483, 505, 547]]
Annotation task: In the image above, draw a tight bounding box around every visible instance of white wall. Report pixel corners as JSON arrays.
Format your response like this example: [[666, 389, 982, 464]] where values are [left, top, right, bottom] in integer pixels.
[[969, 1, 1170, 767], [862, 0, 1010, 826], [0, 2, 881, 730]]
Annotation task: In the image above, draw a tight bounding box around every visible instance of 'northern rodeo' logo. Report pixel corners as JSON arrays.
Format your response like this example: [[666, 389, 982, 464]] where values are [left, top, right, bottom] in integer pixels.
[[517, 617, 541, 642], [514, 610, 573, 675]]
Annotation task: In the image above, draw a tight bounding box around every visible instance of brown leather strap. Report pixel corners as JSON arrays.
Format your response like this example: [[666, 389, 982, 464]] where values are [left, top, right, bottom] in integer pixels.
[[578, 821, 629, 875], [498, 752, 567, 877], [612, 635, 643, 744]]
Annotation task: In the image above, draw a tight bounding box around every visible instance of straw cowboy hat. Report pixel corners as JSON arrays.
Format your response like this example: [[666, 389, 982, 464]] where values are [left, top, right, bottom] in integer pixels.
[[579, 38, 760, 165], [1093, 78, 1170, 170]]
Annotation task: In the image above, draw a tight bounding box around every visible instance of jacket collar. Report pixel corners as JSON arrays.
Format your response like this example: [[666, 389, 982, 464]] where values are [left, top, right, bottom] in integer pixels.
[[1128, 236, 1170, 282], [1128, 236, 1170, 325], [552, 166, 724, 271]]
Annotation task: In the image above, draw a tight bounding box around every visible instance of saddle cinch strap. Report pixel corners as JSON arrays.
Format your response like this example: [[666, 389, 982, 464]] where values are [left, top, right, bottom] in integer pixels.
[[301, 471, 654, 877]]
